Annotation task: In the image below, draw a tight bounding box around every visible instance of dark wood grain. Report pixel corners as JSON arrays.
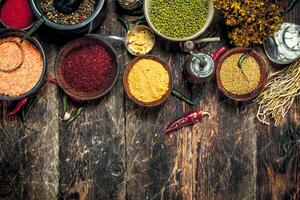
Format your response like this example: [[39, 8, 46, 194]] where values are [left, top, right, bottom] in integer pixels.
[[256, 3, 300, 200], [0, 1, 299, 200], [57, 2, 126, 200], [0, 123, 22, 200], [125, 38, 186, 199]]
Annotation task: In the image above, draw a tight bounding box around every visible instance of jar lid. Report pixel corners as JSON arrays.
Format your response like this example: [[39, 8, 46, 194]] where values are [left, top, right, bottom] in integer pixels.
[[190, 53, 214, 78], [117, 0, 142, 10]]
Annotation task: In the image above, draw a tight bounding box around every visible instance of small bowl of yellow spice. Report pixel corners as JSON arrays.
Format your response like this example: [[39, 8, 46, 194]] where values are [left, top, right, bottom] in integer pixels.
[[123, 55, 173, 107], [125, 25, 155, 56], [216, 48, 268, 101]]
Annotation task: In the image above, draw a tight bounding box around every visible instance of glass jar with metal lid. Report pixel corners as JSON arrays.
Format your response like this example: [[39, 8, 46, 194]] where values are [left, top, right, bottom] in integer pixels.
[[264, 23, 300, 64]]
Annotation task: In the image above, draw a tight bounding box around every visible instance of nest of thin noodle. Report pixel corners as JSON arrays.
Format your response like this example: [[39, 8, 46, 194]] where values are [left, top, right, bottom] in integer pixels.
[[254, 59, 300, 126]]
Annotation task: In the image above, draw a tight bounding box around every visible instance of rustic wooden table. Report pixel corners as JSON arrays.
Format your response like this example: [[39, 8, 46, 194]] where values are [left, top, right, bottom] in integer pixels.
[[0, 1, 299, 200]]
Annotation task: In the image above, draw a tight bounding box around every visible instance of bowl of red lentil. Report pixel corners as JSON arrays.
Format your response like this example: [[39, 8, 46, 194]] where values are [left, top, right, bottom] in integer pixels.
[[0, 29, 47, 101], [55, 34, 119, 101], [215, 48, 268, 102]]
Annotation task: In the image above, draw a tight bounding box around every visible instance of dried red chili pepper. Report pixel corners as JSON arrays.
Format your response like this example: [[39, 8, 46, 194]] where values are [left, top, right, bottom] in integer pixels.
[[9, 98, 28, 116], [46, 76, 59, 85], [165, 108, 210, 134], [212, 46, 227, 62]]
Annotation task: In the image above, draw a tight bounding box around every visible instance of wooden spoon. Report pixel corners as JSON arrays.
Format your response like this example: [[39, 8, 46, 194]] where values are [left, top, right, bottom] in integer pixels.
[[0, 40, 24, 72]]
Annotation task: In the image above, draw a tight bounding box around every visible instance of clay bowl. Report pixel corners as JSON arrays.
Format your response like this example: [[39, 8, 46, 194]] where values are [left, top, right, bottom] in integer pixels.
[[123, 55, 173, 107], [55, 34, 119, 101], [216, 48, 268, 102]]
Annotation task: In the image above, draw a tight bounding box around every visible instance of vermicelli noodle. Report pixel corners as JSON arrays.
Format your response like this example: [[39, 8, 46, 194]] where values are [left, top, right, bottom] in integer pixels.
[[254, 59, 300, 126]]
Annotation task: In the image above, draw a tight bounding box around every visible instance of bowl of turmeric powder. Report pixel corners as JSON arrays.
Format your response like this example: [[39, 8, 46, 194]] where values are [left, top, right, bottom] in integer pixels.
[[123, 55, 173, 107], [216, 48, 268, 101]]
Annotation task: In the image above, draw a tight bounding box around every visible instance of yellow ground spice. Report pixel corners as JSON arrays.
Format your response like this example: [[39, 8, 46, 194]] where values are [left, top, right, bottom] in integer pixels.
[[0, 36, 43, 97], [220, 53, 261, 95], [128, 59, 169, 103]]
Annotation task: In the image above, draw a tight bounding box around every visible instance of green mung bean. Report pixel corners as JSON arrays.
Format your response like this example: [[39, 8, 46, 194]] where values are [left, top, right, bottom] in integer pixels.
[[149, 0, 208, 39], [40, 0, 96, 25]]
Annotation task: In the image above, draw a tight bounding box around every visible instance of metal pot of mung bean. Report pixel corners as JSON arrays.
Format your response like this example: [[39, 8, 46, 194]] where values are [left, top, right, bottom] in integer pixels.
[[144, 0, 214, 42], [28, 0, 106, 35]]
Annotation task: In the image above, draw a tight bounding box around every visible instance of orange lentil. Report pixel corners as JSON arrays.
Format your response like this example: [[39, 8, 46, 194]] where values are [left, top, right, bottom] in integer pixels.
[[0, 36, 43, 97]]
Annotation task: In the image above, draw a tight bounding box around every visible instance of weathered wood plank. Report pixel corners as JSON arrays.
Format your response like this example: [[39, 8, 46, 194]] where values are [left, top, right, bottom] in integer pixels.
[[256, 3, 300, 200], [58, 1, 126, 199], [0, 1, 299, 200], [166, 21, 257, 199], [0, 123, 22, 200], [0, 33, 60, 200], [125, 12, 257, 200], [19, 39, 60, 199], [125, 38, 186, 200]]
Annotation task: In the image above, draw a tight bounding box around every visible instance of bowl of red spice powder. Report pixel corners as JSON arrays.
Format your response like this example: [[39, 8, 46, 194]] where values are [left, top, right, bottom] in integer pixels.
[[55, 34, 119, 101], [0, 0, 36, 30]]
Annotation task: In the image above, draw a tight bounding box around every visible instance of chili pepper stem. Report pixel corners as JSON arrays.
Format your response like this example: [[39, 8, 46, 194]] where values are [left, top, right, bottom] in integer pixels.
[[62, 95, 70, 121], [201, 111, 211, 119], [172, 89, 198, 106], [67, 107, 83, 127]]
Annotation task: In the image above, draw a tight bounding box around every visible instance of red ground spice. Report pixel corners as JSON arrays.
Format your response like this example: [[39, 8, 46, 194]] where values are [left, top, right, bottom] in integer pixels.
[[0, 0, 34, 29], [62, 44, 114, 93]]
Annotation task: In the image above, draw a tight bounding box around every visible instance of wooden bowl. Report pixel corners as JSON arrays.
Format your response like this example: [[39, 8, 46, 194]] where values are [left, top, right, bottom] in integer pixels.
[[123, 55, 173, 107], [55, 35, 119, 101], [216, 48, 268, 102]]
